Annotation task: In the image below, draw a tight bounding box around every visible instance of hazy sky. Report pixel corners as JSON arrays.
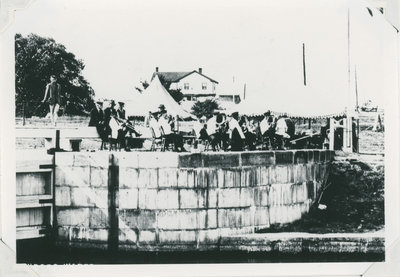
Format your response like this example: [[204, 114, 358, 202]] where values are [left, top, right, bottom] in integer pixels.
[[11, 0, 396, 114]]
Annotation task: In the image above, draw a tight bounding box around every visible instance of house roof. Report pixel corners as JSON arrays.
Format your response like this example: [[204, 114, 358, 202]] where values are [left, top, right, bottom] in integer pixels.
[[152, 70, 219, 84]]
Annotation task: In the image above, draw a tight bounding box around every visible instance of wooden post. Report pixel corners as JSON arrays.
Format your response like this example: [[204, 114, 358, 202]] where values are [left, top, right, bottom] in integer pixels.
[[342, 116, 353, 153], [55, 130, 60, 150], [329, 118, 335, 150], [108, 154, 119, 253]]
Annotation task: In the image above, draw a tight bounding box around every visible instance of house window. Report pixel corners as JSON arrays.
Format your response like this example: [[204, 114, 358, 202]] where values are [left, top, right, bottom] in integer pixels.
[[184, 83, 189, 90], [202, 83, 207, 90]]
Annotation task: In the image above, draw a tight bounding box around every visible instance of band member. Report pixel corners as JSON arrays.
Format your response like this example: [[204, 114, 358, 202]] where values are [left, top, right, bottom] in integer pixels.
[[259, 111, 275, 149], [41, 75, 61, 126], [117, 101, 126, 119], [228, 112, 245, 151], [206, 111, 220, 151], [89, 99, 106, 140], [104, 100, 117, 138], [240, 115, 257, 150], [275, 115, 294, 150], [159, 112, 185, 152]]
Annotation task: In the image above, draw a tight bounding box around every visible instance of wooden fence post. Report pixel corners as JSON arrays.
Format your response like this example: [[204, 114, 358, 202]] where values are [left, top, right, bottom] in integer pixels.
[[108, 154, 119, 253]]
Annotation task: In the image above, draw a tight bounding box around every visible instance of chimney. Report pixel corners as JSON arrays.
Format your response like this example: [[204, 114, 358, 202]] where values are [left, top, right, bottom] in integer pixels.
[[198, 67, 202, 74], [156, 67, 159, 72]]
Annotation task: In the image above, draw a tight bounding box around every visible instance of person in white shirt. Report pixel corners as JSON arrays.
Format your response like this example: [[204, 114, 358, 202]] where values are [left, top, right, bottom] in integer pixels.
[[159, 112, 185, 152], [275, 115, 291, 150], [228, 112, 245, 151]]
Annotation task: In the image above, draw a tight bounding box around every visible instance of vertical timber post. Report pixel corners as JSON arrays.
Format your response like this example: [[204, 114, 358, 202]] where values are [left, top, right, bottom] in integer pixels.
[[108, 154, 119, 253], [329, 118, 335, 150]]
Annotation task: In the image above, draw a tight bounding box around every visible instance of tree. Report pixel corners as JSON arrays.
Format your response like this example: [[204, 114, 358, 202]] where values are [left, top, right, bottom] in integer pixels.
[[191, 99, 220, 119], [157, 74, 184, 103], [135, 80, 149, 93], [15, 33, 95, 117]]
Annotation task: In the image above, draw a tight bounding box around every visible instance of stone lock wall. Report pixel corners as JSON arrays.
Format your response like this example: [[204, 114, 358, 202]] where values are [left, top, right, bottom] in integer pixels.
[[55, 150, 334, 251]]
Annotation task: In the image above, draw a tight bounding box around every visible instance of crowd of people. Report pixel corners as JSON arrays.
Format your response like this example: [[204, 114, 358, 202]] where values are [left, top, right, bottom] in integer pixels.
[[88, 98, 327, 152], [196, 110, 300, 152]]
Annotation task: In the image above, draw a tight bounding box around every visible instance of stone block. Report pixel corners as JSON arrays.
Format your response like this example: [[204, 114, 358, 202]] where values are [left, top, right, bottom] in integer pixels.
[[208, 189, 218, 208], [273, 166, 290, 184], [137, 169, 158, 188], [138, 189, 158, 209], [241, 151, 274, 166], [177, 169, 188, 188], [118, 152, 139, 168], [240, 187, 253, 207], [254, 206, 270, 226], [119, 189, 139, 209], [218, 208, 243, 228], [221, 169, 242, 188], [90, 167, 108, 188], [305, 164, 314, 181], [259, 167, 271, 186], [157, 189, 179, 209], [55, 166, 66, 187], [59, 166, 90, 187], [158, 168, 178, 188], [119, 228, 138, 244], [275, 151, 293, 164], [55, 152, 74, 166], [89, 207, 109, 228], [179, 189, 199, 209], [206, 209, 218, 229], [202, 153, 240, 168], [241, 167, 261, 188], [119, 167, 139, 189], [313, 150, 320, 162], [197, 189, 207, 208], [186, 170, 195, 188], [159, 230, 197, 244], [178, 153, 203, 168], [138, 230, 157, 244], [294, 164, 307, 183], [119, 209, 156, 230], [93, 189, 109, 209], [138, 152, 179, 168], [205, 169, 218, 188], [157, 210, 198, 230], [57, 207, 90, 227], [198, 209, 207, 229], [74, 152, 110, 168], [218, 188, 241, 208], [70, 187, 94, 207], [294, 150, 308, 164], [194, 169, 208, 188], [306, 151, 313, 163], [198, 229, 220, 244], [55, 186, 71, 206], [254, 186, 270, 207]]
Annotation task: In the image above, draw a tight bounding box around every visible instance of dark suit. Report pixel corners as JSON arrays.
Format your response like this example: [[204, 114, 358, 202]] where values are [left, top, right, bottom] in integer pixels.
[[89, 108, 104, 127], [89, 108, 106, 139]]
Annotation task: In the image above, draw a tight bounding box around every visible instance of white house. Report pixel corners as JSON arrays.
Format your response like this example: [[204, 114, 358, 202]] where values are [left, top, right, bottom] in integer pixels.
[[151, 67, 218, 101]]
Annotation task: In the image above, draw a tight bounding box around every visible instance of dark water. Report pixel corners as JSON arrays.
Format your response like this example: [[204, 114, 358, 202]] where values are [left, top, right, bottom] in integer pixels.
[[16, 238, 384, 265]]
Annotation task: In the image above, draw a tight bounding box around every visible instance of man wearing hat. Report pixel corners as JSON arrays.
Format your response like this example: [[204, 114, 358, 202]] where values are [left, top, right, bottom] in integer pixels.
[[228, 111, 245, 151], [259, 111, 275, 149], [89, 99, 107, 144], [117, 101, 126, 120]]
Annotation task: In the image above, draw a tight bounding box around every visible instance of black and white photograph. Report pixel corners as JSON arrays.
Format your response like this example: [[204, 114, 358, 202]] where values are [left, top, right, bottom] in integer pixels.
[[1, 0, 400, 275]]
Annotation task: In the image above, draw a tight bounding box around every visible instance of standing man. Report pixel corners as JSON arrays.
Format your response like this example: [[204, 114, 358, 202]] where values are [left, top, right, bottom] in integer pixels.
[[89, 99, 105, 135], [41, 75, 61, 126], [228, 112, 245, 151]]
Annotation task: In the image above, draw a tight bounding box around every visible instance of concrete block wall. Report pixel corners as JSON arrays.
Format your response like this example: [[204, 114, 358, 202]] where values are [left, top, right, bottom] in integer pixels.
[[55, 150, 334, 251]]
